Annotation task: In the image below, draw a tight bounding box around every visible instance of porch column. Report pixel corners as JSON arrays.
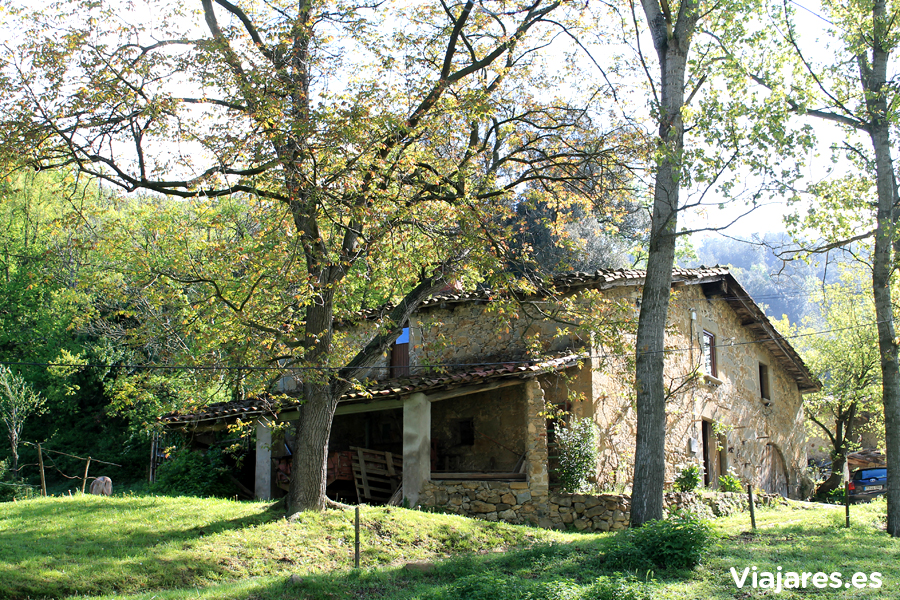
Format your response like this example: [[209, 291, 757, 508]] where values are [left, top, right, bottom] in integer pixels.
[[403, 392, 431, 506], [524, 378, 549, 515], [255, 419, 273, 500]]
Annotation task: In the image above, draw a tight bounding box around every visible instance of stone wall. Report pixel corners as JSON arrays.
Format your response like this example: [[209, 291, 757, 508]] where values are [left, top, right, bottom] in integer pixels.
[[588, 286, 809, 499], [418, 480, 786, 531]]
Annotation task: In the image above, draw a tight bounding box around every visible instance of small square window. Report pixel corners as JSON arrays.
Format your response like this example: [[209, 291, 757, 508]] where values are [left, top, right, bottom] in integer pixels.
[[702, 331, 717, 377]]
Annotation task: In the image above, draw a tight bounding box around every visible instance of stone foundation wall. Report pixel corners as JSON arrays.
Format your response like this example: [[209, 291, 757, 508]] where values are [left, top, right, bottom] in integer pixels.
[[419, 479, 786, 531]]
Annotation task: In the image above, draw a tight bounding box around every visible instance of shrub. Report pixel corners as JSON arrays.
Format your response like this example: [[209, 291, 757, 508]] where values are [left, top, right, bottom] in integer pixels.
[[555, 417, 599, 493], [825, 486, 847, 505], [151, 447, 238, 498], [673, 464, 703, 492], [0, 459, 37, 502], [607, 510, 716, 571], [718, 469, 743, 493]]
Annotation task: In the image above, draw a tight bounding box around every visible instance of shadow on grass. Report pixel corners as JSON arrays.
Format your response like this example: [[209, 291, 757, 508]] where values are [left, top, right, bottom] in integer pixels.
[[243, 535, 683, 600], [0, 496, 284, 599]]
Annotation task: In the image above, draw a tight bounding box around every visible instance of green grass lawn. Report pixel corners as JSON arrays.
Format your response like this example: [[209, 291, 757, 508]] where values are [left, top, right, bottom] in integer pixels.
[[0, 493, 895, 599]]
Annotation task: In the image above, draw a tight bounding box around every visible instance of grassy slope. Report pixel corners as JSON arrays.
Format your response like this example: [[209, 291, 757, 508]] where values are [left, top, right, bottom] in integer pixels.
[[0, 495, 896, 600], [0, 495, 567, 599]]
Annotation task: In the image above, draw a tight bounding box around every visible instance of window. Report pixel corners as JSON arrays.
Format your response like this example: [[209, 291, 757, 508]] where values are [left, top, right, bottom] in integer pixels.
[[701, 420, 712, 486], [702, 331, 717, 377], [454, 418, 475, 446], [390, 326, 410, 377], [759, 363, 770, 401]]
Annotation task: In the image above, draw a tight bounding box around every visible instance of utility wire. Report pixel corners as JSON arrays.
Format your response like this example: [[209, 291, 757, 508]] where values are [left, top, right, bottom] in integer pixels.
[[786, 0, 834, 26], [0, 320, 888, 373]]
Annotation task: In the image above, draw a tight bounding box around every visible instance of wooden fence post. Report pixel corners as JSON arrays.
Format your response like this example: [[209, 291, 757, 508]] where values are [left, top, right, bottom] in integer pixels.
[[845, 481, 851, 528], [81, 457, 92, 494], [354, 505, 360, 569], [37, 444, 46, 497], [747, 484, 757, 530]]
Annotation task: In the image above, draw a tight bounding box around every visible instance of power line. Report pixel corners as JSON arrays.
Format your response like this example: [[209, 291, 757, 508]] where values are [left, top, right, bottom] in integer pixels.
[[0, 319, 887, 373], [786, 0, 834, 26]]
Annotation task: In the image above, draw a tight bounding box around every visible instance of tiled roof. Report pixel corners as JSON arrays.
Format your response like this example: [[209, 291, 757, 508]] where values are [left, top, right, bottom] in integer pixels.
[[551, 266, 731, 290], [350, 266, 732, 318], [160, 353, 583, 427]]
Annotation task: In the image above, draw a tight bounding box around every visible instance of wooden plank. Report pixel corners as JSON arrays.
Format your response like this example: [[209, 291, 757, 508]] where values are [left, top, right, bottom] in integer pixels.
[[356, 447, 371, 499], [352, 466, 397, 478], [351, 473, 395, 485], [430, 472, 526, 480], [349, 446, 404, 503]]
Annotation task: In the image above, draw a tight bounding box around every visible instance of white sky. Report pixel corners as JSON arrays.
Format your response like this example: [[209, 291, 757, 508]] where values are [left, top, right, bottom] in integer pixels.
[[0, 0, 881, 245]]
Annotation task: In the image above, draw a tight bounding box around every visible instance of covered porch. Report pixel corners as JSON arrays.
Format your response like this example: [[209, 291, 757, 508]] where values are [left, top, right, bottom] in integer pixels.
[[160, 354, 581, 507]]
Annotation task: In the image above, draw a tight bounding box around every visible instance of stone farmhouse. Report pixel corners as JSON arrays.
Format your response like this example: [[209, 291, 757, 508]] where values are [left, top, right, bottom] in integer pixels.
[[161, 266, 819, 525]]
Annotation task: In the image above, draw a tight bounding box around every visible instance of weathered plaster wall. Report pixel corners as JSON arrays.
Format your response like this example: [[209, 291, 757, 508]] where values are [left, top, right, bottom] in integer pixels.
[[409, 300, 588, 370]]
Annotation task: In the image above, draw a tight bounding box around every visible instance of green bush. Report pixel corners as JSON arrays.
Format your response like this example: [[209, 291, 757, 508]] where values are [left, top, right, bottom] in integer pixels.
[[555, 417, 599, 493], [673, 464, 703, 492], [825, 485, 847, 505], [150, 447, 238, 498], [718, 470, 743, 493], [0, 459, 37, 502], [607, 510, 716, 571]]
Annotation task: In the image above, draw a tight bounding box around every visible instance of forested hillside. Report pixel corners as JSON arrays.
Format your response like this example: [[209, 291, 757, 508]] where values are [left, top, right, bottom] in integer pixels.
[[685, 234, 835, 326]]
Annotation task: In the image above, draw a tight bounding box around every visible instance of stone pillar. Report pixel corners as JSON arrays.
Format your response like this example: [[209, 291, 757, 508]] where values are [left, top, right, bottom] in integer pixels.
[[255, 419, 273, 500], [403, 392, 431, 506], [571, 358, 596, 420], [524, 378, 550, 519]]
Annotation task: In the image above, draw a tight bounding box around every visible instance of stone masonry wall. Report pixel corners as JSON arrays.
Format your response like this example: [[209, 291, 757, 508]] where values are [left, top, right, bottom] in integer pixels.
[[588, 285, 809, 499], [418, 480, 785, 531]]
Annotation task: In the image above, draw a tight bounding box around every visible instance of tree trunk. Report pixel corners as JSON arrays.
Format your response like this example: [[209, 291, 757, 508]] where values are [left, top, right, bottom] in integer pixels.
[[862, 0, 900, 537], [9, 431, 18, 478], [288, 381, 337, 513], [870, 120, 900, 535], [630, 0, 697, 527], [284, 268, 455, 514]]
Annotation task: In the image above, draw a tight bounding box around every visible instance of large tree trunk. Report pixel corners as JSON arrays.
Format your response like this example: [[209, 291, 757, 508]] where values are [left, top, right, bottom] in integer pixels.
[[284, 269, 456, 514], [813, 406, 854, 497], [870, 121, 900, 535], [862, 0, 900, 537], [288, 382, 337, 513], [630, 0, 697, 527]]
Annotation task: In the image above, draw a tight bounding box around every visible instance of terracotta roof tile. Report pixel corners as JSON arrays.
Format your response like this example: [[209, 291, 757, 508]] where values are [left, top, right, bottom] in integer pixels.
[[160, 353, 583, 427]]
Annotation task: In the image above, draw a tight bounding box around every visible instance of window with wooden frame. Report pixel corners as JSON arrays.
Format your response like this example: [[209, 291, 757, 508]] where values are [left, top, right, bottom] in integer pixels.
[[759, 363, 770, 401], [390, 326, 410, 378], [702, 330, 717, 377]]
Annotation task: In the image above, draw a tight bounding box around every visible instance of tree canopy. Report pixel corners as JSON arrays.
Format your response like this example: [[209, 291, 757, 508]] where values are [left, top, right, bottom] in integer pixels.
[[1, 0, 644, 511]]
